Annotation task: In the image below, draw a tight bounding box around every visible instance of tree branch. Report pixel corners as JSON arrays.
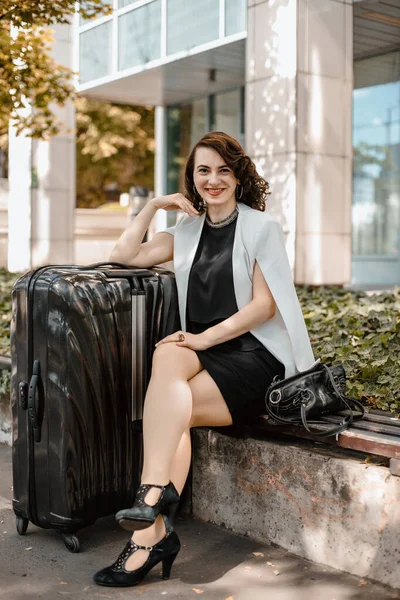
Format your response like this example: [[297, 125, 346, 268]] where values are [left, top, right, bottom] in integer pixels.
[[0, 5, 18, 21]]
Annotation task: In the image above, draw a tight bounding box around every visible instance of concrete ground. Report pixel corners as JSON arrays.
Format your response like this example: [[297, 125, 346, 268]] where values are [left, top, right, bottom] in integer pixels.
[[0, 444, 399, 600]]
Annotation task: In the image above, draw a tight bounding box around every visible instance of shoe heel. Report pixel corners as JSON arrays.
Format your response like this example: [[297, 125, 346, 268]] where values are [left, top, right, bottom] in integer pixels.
[[162, 551, 179, 580], [164, 501, 179, 525]]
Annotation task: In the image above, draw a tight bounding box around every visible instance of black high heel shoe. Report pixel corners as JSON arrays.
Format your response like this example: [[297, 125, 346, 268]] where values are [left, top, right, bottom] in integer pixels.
[[93, 528, 181, 587], [115, 481, 180, 532]]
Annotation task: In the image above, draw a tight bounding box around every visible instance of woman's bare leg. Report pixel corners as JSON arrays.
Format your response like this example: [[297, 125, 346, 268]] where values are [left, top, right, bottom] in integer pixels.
[[140, 344, 202, 487], [125, 364, 232, 571], [124, 343, 201, 570]]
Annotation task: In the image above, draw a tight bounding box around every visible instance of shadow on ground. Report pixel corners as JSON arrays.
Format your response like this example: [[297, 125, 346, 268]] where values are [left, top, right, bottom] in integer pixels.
[[0, 444, 399, 600]]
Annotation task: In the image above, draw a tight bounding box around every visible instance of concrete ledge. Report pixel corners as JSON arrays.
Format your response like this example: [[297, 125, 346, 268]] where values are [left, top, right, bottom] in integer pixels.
[[191, 428, 400, 589]]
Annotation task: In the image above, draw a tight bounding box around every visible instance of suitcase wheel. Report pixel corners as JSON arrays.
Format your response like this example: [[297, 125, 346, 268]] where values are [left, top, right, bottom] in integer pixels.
[[16, 516, 29, 535], [62, 534, 80, 553]]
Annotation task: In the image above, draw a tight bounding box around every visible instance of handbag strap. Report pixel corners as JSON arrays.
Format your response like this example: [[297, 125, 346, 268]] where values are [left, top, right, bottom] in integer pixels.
[[299, 364, 365, 438], [320, 363, 365, 419], [321, 363, 365, 419], [300, 400, 352, 437]]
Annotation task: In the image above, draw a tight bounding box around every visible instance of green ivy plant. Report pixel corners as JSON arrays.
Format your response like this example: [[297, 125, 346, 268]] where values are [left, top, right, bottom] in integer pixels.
[[297, 286, 400, 414], [0, 270, 399, 413], [0, 268, 20, 400]]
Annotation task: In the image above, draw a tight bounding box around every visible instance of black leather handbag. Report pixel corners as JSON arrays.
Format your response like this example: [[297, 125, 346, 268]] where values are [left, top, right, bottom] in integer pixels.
[[265, 362, 365, 438]]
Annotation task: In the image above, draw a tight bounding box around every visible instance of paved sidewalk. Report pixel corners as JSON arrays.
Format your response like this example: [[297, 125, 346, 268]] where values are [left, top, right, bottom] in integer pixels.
[[0, 444, 399, 600]]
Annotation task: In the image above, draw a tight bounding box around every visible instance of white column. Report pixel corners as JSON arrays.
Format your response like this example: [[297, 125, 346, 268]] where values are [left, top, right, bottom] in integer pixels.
[[246, 0, 298, 270], [153, 105, 167, 234], [246, 0, 353, 285], [8, 121, 33, 272], [8, 23, 75, 271]]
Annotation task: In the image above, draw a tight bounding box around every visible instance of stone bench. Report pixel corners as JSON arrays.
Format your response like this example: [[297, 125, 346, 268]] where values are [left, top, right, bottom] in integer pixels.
[[252, 410, 400, 476], [188, 420, 400, 590]]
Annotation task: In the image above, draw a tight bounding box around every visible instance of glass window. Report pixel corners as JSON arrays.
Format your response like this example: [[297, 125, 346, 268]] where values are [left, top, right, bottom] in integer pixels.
[[166, 99, 208, 226], [167, 0, 219, 55], [166, 99, 207, 192], [211, 89, 244, 145], [166, 106, 189, 196], [352, 52, 400, 256], [166, 90, 244, 227], [119, 0, 137, 7], [79, 22, 112, 84], [225, 0, 247, 36], [190, 98, 208, 145], [118, 1, 161, 70]]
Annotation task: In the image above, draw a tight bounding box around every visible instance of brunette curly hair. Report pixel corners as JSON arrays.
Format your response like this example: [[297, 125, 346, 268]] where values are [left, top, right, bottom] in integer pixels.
[[184, 131, 270, 213]]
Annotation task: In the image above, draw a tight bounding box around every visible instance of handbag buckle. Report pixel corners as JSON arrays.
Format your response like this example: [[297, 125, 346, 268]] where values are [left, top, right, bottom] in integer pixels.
[[300, 389, 313, 405], [269, 389, 282, 405]]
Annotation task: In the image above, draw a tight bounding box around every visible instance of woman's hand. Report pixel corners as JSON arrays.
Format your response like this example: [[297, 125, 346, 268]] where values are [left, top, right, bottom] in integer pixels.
[[155, 331, 211, 351], [151, 194, 199, 217]]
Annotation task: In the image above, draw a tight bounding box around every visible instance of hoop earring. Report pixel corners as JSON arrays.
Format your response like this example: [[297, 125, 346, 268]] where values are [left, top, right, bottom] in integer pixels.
[[236, 184, 243, 200], [193, 184, 206, 209]]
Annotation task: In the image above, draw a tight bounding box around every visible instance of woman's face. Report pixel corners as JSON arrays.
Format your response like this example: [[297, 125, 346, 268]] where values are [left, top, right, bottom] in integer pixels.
[[193, 147, 239, 207]]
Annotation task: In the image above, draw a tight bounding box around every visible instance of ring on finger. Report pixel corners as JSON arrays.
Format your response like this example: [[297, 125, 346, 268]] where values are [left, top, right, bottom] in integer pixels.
[[178, 333, 185, 342]]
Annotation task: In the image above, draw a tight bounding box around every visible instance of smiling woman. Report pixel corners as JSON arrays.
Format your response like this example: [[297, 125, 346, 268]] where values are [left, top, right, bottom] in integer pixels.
[[96, 131, 315, 589]]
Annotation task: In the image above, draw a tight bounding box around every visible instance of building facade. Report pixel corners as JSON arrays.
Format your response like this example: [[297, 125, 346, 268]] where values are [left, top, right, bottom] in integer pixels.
[[8, 0, 400, 286]]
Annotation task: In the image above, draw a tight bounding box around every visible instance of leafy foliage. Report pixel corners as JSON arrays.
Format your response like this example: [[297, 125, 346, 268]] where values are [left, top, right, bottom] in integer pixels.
[[297, 286, 400, 413], [353, 141, 395, 171], [0, 0, 110, 139], [0, 269, 21, 398], [0, 1, 110, 28], [76, 98, 155, 208], [0, 268, 18, 355]]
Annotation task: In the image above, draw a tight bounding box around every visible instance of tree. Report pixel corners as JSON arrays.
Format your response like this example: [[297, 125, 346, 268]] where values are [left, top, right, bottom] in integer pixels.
[[353, 142, 394, 172], [76, 98, 155, 208], [0, 0, 111, 140]]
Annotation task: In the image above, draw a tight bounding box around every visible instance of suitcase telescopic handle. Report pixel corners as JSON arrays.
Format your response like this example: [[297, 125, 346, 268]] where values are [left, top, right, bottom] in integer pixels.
[[28, 360, 41, 443]]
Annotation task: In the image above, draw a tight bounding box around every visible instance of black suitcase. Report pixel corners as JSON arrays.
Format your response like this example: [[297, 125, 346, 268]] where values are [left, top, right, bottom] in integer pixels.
[[10, 263, 179, 552]]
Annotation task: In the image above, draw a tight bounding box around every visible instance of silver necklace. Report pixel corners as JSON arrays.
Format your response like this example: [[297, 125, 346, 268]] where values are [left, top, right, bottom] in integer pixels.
[[205, 206, 239, 229]]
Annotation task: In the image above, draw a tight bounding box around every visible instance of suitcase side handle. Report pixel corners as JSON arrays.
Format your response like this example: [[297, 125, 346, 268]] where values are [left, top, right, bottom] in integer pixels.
[[82, 262, 155, 277], [84, 261, 129, 269], [28, 360, 41, 443], [83, 261, 146, 270]]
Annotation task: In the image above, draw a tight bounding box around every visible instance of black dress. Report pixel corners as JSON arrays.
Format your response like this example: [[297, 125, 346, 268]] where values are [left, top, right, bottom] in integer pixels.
[[186, 217, 285, 425]]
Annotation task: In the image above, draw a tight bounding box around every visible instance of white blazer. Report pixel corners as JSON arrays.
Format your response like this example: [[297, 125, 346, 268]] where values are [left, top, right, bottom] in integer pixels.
[[163, 202, 315, 377]]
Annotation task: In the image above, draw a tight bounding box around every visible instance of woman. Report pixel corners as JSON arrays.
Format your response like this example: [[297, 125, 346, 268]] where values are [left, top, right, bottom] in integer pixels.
[[93, 131, 315, 587]]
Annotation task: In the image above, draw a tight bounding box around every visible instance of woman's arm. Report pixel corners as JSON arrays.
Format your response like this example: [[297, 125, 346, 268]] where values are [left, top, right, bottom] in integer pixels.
[[201, 261, 276, 347], [110, 200, 158, 265], [157, 261, 276, 351], [109, 194, 197, 267]]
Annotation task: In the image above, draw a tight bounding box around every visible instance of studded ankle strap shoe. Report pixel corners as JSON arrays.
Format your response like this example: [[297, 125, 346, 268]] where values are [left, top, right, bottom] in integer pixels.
[[115, 481, 180, 532], [93, 528, 181, 587]]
